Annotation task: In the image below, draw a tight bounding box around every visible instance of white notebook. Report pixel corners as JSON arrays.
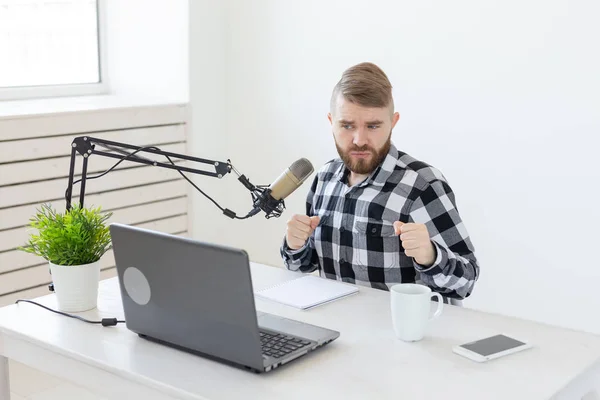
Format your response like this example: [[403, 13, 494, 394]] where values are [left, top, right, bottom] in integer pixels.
[[255, 275, 359, 310]]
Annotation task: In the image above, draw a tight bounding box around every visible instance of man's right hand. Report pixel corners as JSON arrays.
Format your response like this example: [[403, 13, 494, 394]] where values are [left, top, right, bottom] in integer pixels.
[[285, 215, 320, 250]]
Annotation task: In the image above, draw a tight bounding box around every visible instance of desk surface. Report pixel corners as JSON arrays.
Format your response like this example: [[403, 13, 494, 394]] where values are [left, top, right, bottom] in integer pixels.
[[1, 262, 600, 400]]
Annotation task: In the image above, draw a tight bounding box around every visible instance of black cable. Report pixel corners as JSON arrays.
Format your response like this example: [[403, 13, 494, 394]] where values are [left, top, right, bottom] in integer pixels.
[[15, 299, 125, 327], [162, 154, 253, 220]]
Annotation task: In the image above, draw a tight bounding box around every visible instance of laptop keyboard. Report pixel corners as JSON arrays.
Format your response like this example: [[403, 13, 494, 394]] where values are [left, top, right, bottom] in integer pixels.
[[260, 331, 311, 359]]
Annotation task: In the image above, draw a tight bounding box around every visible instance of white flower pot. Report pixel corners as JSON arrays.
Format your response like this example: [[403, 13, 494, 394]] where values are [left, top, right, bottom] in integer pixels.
[[49, 260, 100, 312]]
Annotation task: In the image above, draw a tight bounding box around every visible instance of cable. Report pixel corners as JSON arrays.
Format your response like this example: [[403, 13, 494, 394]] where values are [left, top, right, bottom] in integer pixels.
[[163, 154, 253, 220], [15, 299, 125, 327]]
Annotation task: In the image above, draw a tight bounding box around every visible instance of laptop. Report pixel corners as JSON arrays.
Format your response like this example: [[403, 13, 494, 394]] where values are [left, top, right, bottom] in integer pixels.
[[109, 223, 340, 373]]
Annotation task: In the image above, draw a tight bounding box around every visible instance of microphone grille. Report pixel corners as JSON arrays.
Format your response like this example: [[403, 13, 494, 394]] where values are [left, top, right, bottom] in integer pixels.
[[289, 158, 314, 180]]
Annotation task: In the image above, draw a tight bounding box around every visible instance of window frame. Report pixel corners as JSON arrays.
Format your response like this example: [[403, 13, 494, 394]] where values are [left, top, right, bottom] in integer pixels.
[[0, 0, 109, 101]]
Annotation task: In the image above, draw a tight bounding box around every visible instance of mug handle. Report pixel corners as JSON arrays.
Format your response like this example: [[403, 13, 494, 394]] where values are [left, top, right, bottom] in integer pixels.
[[429, 292, 443, 320]]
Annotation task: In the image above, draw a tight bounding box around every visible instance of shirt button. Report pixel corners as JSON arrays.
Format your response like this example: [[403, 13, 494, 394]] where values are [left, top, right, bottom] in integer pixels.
[[340, 258, 346, 264], [371, 227, 377, 233], [339, 227, 345, 233]]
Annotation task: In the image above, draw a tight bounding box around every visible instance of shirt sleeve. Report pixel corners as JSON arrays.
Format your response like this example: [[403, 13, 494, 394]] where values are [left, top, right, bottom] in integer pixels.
[[280, 175, 320, 273], [408, 179, 480, 299]]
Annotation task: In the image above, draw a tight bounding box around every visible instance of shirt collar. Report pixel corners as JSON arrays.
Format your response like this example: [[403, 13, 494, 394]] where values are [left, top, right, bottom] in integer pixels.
[[334, 142, 399, 187]]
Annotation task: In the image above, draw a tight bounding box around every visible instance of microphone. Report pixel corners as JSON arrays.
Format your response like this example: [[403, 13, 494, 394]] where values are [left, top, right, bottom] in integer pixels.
[[247, 158, 314, 219]]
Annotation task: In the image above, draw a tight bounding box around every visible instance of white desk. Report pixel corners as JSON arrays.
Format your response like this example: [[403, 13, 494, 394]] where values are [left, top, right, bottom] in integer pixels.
[[1, 262, 600, 400]]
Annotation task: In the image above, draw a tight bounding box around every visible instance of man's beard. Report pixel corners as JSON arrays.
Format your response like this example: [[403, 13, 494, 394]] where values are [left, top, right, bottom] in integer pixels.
[[335, 134, 391, 175]]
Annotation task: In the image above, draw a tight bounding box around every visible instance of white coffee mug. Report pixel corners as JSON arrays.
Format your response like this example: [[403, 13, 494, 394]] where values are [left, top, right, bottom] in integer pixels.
[[390, 283, 443, 341]]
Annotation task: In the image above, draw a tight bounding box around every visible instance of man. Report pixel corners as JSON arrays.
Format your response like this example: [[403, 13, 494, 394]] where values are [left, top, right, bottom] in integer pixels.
[[280, 62, 479, 303]]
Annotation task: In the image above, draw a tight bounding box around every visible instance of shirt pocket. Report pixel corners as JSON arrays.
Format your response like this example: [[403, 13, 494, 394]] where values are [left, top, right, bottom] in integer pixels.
[[353, 220, 399, 269]]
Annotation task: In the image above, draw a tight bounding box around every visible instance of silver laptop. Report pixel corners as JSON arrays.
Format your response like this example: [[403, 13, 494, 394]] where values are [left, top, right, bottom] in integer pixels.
[[109, 223, 340, 373]]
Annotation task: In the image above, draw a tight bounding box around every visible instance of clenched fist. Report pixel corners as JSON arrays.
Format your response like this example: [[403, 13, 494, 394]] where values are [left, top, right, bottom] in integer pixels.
[[286, 215, 320, 250], [394, 221, 437, 267]]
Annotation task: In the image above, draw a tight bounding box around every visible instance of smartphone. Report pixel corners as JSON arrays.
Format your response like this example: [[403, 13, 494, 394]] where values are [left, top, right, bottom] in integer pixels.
[[453, 334, 532, 362]]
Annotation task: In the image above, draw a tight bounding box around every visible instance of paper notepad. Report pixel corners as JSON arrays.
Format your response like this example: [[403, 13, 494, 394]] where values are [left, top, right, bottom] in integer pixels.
[[255, 275, 359, 310]]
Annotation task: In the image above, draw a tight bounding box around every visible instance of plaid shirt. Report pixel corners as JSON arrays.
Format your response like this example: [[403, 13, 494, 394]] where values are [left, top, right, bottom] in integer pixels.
[[280, 142, 479, 302]]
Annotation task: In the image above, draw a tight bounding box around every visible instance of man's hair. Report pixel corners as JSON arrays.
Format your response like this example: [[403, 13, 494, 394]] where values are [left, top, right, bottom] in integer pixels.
[[330, 62, 394, 114]]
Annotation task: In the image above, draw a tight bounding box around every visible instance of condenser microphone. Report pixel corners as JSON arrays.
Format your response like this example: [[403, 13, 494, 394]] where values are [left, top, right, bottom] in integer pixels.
[[248, 158, 314, 218]]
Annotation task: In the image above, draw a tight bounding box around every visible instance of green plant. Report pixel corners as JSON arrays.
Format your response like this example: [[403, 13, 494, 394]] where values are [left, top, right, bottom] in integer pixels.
[[20, 203, 112, 266]]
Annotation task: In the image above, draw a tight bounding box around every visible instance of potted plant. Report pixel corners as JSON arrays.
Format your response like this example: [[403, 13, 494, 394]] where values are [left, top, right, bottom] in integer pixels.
[[20, 203, 112, 312]]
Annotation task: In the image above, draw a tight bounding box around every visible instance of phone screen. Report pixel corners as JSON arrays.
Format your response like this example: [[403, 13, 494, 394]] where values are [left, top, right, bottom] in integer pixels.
[[460, 334, 526, 356]]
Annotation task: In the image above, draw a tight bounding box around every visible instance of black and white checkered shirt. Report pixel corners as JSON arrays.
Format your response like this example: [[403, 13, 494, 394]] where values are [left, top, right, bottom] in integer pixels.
[[280, 142, 479, 302]]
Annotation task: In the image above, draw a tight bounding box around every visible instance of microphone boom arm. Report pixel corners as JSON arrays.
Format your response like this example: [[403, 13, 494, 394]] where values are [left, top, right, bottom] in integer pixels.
[[65, 136, 268, 217]]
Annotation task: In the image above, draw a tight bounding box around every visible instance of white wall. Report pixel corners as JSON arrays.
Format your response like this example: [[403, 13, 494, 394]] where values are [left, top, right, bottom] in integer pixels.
[[189, 0, 600, 333], [105, 0, 188, 102], [188, 0, 230, 244]]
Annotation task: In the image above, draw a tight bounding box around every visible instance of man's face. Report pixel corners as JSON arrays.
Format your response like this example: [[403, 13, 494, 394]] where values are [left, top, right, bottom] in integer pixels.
[[328, 95, 400, 175]]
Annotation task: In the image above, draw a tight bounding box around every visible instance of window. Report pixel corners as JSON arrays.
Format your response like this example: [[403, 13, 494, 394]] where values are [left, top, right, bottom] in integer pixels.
[[0, 0, 107, 100]]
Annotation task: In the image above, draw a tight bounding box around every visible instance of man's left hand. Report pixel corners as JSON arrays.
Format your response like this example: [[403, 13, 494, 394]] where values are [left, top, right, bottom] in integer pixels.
[[393, 222, 436, 267]]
